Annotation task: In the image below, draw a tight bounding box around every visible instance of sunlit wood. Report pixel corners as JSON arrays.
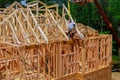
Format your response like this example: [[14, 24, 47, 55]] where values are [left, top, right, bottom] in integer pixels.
[[0, 1, 112, 80]]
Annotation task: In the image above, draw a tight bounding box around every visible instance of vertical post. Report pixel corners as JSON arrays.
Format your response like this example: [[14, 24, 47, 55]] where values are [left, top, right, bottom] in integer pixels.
[[110, 36, 112, 64], [94, 38, 99, 69], [13, 49, 15, 79], [38, 48, 40, 79], [56, 42, 62, 78], [82, 40, 86, 73], [5, 48, 8, 79], [36, 0, 39, 22], [45, 6, 48, 35], [56, 5, 58, 21], [62, 7, 64, 19]]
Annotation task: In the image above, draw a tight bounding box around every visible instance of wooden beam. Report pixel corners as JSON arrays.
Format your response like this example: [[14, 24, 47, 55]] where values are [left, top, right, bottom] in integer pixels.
[[14, 13, 30, 44], [47, 9, 69, 40], [27, 3, 38, 8], [47, 4, 58, 9], [0, 9, 18, 25], [8, 21, 20, 45], [28, 8, 48, 43], [20, 9, 40, 43]]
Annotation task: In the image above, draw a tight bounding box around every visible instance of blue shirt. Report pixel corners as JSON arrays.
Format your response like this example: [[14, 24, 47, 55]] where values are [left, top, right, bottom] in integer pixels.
[[68, 22, 75, 29]]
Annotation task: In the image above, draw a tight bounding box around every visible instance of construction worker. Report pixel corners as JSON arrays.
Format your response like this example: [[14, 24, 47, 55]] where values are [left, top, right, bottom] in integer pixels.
[[68, 19, 76, 38]]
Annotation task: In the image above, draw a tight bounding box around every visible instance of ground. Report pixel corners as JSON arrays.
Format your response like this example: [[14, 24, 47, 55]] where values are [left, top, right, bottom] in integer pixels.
[[112, 72, 120, 80]]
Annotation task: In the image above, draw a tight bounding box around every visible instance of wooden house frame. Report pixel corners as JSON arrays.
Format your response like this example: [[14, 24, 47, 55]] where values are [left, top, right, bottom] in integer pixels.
[[0, 1, 112, 80]]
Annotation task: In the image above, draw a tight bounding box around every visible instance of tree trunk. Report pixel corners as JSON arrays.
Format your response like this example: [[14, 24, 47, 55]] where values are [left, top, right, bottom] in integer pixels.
[[118, 48, 120, 61], [118, 25, 120, 61]]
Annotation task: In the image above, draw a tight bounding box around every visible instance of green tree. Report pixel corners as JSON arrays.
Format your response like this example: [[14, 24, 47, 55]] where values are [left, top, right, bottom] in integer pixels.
[[107, 0, 120, 55], [70, 2, 101, 31], [0, 0, 22, 7]]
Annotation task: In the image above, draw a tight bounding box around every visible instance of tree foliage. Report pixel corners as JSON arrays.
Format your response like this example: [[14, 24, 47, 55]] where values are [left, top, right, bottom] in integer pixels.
[[0, 0, 22, 7]]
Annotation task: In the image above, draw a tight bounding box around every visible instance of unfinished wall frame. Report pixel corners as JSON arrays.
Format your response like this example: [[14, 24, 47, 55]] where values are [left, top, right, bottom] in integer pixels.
[[0, 1, 112, 80]]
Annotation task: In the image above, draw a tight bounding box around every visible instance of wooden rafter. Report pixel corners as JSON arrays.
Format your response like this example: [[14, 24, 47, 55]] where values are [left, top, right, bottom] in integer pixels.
[[0, 1, 112, 80]]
